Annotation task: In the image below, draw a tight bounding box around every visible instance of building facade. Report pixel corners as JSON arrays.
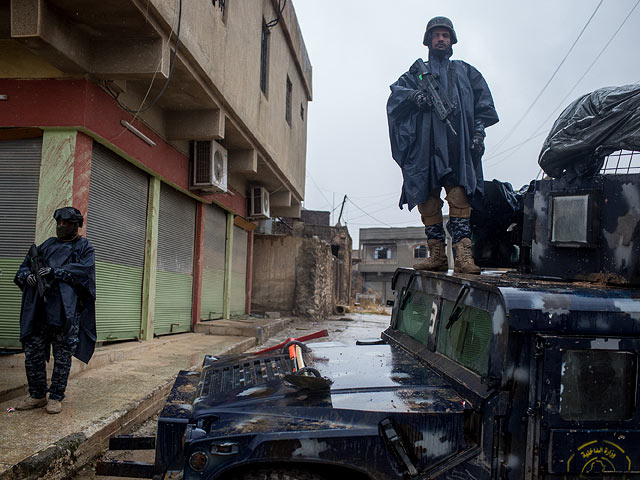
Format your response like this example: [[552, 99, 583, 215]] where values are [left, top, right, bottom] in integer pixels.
[[358, 224, 453, 303], [0, 1, 312, 347], [251, 212, 352, 318]]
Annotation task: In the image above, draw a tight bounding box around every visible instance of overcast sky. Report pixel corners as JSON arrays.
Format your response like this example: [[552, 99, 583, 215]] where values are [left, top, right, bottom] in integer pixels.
[[292, 0, 640, 245]]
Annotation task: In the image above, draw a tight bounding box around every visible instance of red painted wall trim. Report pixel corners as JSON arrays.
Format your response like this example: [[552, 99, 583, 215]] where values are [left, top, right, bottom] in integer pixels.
[[192, 202, 206, 329], [0, 79, 246, 217], [245, 229, 254, 315], [72, 131, 93, 237]]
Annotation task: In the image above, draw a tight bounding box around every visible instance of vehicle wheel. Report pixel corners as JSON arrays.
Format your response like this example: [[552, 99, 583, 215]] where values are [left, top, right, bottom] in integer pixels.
[[229, 468, 327, 480]]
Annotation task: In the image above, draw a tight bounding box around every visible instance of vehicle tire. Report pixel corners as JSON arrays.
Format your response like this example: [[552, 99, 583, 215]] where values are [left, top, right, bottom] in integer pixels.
[[229, 468, 327, 480]]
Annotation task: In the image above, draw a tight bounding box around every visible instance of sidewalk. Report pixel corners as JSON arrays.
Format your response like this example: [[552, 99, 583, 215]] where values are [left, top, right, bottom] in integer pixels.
[[0, 317, 292, 480]]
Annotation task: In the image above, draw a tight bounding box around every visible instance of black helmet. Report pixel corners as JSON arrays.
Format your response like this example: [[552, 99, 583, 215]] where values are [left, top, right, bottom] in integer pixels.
[[423, 16, 458, 46], [53, 207, 84, 227]]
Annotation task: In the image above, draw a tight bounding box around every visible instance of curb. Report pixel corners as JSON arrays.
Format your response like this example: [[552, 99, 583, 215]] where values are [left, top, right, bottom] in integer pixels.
[[0, 336, 256, 480]]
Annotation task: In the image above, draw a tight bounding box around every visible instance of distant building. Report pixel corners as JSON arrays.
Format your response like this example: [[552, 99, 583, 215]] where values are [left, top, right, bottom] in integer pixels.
[[251, 210, 352, 318], [358, 224, 453, 303]]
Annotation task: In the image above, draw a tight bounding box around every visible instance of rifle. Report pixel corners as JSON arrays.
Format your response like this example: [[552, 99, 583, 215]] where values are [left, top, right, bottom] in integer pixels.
[[27, 244, 51, 297], [410, 59, 458, 137]]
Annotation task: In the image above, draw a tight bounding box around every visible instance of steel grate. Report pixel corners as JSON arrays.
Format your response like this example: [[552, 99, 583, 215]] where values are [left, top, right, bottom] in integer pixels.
[[198, 355, 295, 397], [600, 150, 640, 174]]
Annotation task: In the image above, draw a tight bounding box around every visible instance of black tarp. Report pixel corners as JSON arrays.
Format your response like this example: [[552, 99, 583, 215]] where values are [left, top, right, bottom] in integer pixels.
[[539, 83, 640, 179]]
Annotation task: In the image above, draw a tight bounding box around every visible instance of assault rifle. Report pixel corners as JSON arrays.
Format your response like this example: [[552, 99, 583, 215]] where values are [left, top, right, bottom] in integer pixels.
[[27, 244, 51, 297], [410, 59, 457, 137]]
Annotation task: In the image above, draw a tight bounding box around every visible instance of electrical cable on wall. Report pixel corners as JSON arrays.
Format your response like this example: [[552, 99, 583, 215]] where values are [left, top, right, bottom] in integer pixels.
[[266, 0, 287, 29], [106, 0, 183, 115]]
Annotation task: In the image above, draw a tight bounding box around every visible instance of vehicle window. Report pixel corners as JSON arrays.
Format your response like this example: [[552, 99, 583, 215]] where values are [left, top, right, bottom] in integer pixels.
[[396, 290, 435, 345], [560, 350, 637, 421], [436, 300, 492, 376]]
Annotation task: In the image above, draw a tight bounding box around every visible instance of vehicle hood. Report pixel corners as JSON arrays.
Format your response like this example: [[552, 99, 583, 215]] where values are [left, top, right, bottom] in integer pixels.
[[192, 342, 465, 416]]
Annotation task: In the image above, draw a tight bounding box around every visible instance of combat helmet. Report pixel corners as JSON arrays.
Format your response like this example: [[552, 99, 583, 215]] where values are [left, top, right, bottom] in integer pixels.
[[423, 16, 458, 45]]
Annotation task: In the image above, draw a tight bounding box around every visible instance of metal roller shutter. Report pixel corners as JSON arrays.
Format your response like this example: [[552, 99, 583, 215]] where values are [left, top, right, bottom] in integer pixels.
[[0, 138, 42, 348], [200, 205, 226, 320], [86, 144, 148, 342], [230, 225, 248, 315], [155, 183, 196, 335]]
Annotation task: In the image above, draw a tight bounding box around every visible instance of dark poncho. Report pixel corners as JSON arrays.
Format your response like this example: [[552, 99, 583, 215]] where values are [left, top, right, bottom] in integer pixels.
[[387, 50, 499, 211], [14, 236, 97, 363]]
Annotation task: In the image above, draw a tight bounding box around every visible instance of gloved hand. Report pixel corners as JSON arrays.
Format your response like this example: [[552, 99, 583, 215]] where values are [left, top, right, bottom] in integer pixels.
[[38, 267, 52, 277], [408, 90, 432, 111], [471, 133, 485, 159], [27, 274, 37, 287]]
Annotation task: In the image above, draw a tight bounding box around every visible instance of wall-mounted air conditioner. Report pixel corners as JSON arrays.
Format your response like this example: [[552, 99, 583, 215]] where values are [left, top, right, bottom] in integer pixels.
[[249, 185, 270, 219], [191, 140, 228, 193]]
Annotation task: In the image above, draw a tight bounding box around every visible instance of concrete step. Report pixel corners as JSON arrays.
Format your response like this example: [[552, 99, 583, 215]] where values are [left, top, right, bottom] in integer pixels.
[[194, 316, 292, 343]]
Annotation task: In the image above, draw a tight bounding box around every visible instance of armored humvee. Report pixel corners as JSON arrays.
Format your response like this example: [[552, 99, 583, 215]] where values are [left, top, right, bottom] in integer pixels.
[[97, 168, 640, 479]]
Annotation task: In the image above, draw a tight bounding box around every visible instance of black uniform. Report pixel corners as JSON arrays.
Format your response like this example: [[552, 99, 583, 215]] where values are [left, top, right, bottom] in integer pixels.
[[14, 236, 96, 401]]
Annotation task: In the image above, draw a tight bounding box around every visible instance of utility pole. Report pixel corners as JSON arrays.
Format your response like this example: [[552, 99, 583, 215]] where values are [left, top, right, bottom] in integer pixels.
[[336, 195, 347, 226]]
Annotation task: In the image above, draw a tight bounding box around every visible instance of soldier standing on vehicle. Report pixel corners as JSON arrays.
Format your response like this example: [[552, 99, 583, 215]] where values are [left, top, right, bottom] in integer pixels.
[[387, 16, 499, 273], [13, 207, 97, 414]]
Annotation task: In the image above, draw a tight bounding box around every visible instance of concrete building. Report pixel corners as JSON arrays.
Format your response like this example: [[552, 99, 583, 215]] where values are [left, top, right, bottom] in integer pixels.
[[358, 224, 453, 303], [251, 211, 352, 318], [0, 1, 312, 347]]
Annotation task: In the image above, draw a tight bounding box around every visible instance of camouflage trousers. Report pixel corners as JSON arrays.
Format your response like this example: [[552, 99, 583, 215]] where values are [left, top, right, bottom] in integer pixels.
[[424, 217, 472, 245], [23, 318, 79, 401]]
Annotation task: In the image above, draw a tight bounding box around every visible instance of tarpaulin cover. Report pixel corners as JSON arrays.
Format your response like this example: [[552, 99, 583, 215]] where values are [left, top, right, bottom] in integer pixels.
[[539, 83, 640, 179]]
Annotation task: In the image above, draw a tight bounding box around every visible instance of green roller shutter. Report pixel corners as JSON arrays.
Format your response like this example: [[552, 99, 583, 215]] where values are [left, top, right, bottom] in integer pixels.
[[86, 144, 148, 342], [230, 225, 248, 315], [0, 138, 42, 348], [200, 204, 226, 320], [154, 183, 196, 335]]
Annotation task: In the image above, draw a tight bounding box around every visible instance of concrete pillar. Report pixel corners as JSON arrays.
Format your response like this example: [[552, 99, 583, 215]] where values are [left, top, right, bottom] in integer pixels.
[[35, 129, 92, 243], [191, 202, 206, 329], [223, 211, 234, 319], [141, 176, 160, 341], [245, 229, 254, 315]]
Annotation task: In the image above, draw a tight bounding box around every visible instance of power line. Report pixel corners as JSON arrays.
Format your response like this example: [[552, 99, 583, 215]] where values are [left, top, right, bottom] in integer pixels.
[[485, 0, 640, 168], [491, 0, 604, 153], [306, 172, 332, 209], [346, 196, 394, 227], [528, 0, 640, 137]]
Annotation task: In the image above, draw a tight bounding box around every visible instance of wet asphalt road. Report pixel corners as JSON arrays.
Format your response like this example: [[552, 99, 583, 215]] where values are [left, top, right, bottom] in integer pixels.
[[73, 312, 392, 479]]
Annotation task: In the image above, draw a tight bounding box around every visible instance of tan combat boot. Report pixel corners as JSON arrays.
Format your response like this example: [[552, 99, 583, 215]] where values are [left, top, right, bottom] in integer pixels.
[[46, 399, 62, 414], [413, 239, 448, 272], [15, 395, 48, 410], [453, 238, 481, 274]]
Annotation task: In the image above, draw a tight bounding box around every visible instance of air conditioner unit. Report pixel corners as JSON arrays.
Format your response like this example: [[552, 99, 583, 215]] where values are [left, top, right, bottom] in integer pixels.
[[249, 185, 270, 219], [191, 140, 227, 193]]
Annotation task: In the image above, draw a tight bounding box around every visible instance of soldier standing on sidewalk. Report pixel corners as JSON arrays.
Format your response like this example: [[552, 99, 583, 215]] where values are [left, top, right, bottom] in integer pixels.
[[387, 16, 499, 273], [13, 207, 97, 414]]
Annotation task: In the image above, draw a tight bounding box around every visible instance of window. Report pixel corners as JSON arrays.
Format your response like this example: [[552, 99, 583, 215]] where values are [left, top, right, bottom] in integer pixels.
[[396, 291, 435, 345], [260, 22, 269, 95], [437, 299, 492, 376], [560, 350, 637, 420], [373, 246, 391, 260], [414, 245, 427, 258], [285, 76, 292, 126]]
